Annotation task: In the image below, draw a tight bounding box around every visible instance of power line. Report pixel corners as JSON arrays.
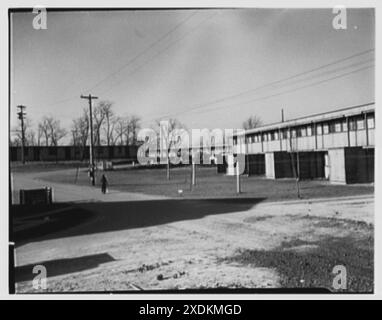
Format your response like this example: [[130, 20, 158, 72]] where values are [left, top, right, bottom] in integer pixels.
[[139, 63, 373, 126], [172, 60, 375, 117], [140, 49, 374, 123], [99, 12, 218, 96], [35, 11, 200, 112], [87, 10, 199, 92], [186, 64, 374, 116], [142, 49, 374, 123]]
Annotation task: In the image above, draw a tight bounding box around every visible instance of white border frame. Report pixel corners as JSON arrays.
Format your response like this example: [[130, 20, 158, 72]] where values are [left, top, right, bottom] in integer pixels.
[[1, 0, 380, 300]]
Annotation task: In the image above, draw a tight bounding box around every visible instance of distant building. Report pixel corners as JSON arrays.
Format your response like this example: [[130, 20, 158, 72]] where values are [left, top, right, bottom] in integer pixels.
[[9, 145, 140, 163], [233, 102, 375, 184]]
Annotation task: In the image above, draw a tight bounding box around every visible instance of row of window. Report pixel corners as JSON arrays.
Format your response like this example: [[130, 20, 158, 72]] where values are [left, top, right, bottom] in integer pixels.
[[243, 114, 375, 143]]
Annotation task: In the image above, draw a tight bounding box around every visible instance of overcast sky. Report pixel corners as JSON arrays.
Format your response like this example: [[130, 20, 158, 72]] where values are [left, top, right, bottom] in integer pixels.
[[10, 8, 375, 143]]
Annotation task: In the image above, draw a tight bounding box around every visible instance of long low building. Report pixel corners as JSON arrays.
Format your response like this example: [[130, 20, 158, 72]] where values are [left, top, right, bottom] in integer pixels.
[[9, 145, 139, 162], [233, 102, 375, 184]]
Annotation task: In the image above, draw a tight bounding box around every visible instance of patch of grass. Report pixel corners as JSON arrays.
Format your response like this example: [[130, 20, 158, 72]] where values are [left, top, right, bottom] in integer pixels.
[[40, 166, 374, 201], [222, 233, 373, 292], [10, 161, 87, 173]]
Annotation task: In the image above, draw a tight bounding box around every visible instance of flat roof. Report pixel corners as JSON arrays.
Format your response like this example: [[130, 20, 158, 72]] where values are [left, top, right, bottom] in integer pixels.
[[236, 102, 375, 137]]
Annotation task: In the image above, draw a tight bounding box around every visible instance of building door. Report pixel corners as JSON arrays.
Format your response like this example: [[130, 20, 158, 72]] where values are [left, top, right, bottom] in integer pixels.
[[324, 153, 330, 180]]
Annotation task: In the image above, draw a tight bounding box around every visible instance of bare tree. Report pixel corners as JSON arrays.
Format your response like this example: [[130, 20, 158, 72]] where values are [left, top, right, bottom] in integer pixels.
[[47, 117, 67, 146], [242, 115, 263, 130], [38, 116, 67, 146], [114, 116, 128, 146], [102, 102, 116, 146], [128, 115, 141, 145], [93, 101, 107, 147], [153, 118, 187, 180], [12, 118, 36, 146], [37, 124, 44, 146], [114, 114, 141, 146], [38, 118, 51, 146], [71, 108, 89, 147], [26, 129, 36, 146]]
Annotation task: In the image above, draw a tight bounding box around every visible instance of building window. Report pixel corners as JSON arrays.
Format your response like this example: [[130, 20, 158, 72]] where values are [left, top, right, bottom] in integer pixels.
[[328, 122, 336, 133], [342, 119, 348, 131], [367, 114, 375, 129], [335, 121, 342, 132], [263, 134, 267, 142], [323, 123, 329, 134], [275, 131, 279, 140], [291, 129, 297, 138], [307, 125, 312, 136], [357, 118, 365, 130], [268, 133, 271, 141], [316, 124, 322, 135], [349, 118, 357, 131], [301, 127, 307, 137], [282, 130, 288, 139]]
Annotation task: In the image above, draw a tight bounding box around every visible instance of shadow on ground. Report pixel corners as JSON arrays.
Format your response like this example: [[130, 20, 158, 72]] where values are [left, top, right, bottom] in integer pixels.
[[12, 198, 264, 245], [15, 253, 115, 282], [222, 233, 374, 293]]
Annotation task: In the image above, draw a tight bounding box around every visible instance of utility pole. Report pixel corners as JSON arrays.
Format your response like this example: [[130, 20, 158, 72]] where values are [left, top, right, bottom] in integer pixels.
[[17, 105, 26, 164], [81, 94, 98, 186]]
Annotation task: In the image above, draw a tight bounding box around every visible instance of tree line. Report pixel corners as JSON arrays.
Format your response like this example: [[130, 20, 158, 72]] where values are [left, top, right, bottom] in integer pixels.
[[11, 100, 263, 148], [10, 101, 142, 148]]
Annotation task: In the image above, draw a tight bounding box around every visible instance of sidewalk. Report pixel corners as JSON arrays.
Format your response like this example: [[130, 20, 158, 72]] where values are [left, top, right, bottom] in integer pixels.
[[11, 170, 168, 204]]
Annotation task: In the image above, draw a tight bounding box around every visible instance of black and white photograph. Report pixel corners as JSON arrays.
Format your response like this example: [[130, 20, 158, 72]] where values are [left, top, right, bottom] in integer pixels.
[[6, 3, 377, 296]]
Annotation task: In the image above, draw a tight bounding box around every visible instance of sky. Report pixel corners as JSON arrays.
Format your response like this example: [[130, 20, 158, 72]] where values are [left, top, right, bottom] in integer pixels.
[[10, 8, 375, 144]]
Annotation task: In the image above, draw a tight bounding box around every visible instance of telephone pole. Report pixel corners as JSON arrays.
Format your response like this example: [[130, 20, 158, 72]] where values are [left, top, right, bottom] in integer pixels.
[[17, 105, 26, 164], [81, 94, 98, 186]]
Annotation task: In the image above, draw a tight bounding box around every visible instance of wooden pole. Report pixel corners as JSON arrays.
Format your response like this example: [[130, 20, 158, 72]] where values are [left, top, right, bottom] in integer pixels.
[[17, 105, 26, 164], [81, 94, 98, 186]]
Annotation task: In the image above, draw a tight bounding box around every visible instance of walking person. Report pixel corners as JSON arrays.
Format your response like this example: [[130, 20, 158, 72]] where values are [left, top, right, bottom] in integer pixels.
[[101, 174, 108, 194]]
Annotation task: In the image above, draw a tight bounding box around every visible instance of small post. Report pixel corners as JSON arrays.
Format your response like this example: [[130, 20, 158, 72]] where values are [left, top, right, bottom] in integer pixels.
[[236, 158, 241, 194], [192, 160, 196, 186]]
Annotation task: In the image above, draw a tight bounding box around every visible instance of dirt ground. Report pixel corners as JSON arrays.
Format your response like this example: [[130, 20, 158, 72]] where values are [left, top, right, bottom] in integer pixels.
[[14, 190, 374, 293]]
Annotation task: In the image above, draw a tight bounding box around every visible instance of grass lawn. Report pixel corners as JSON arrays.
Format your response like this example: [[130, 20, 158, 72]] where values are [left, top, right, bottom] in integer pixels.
[[40, 165, 374, 201], [11, 161, 87, 173], [222, 217, 374, 292]]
